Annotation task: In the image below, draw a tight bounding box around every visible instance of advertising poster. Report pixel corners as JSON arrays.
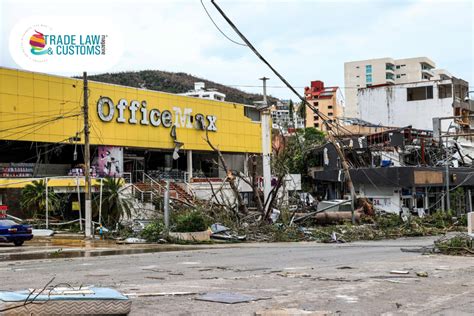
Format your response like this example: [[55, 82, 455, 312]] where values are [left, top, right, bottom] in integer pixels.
[[97, 146, 123, 177]]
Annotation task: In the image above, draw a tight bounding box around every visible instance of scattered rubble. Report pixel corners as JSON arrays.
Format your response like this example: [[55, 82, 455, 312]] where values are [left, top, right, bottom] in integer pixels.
[[400, 233, 474, 256], [195, 292, 271, 304], [434, 233, 474, 256]]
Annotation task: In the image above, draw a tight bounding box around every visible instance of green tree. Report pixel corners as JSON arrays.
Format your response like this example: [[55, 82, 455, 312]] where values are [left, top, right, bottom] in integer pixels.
[[297, 102, 306, 126], [21, 180, 59, 219], [93, 177, 133, 228], [280, 127, 325, 175], [288, 100, 294, 128]]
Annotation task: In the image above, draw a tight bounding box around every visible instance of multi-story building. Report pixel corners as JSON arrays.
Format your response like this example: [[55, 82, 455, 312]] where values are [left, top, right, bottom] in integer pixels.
[[270, 100, 305, 133], [344, 57, 451, 117], [271, 100, 291, 131], [0, 67, 265, 219], [357, 77, 470, 131], [179, 82, 226, 102], [304, 81, 343, 131]]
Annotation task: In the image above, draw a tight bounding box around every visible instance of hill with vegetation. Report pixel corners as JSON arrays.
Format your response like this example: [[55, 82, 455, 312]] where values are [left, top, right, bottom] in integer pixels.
[[86, 70, 279, 105]]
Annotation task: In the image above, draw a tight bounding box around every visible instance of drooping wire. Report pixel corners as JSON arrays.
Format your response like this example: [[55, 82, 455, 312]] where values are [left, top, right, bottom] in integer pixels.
[[200, 0, 247, 47], [209, 0, 357, 139]]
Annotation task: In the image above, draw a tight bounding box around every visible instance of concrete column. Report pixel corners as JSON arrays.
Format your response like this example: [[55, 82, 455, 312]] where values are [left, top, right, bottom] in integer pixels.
[[244, 153, 249, 176], [424, 187, 429, 213], [187, 150, 193, 181], [262, 110, 272, 209], [467, 189, 472, 213], [441, 190, 445, 211]]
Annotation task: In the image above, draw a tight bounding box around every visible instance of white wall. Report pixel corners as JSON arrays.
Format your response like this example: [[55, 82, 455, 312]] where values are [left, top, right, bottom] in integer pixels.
[[358, 80, 454, 131], [356, 184, 400, 214]]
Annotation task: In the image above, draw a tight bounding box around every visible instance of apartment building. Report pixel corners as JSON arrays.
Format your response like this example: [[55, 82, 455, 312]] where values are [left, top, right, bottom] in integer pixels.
[[179, 82, 226, 101], [304, 80, 343, 131], [344, 57, 451, 117], [357, 77, 470, 131]]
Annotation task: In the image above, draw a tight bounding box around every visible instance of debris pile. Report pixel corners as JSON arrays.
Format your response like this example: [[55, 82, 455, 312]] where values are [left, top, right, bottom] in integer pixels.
[[434, 234, 474, 256]]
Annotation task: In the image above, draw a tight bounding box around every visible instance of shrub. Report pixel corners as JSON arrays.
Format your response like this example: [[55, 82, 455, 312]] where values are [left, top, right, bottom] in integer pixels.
[[140, 221, 165, 242], [173, 211, 210, 233]]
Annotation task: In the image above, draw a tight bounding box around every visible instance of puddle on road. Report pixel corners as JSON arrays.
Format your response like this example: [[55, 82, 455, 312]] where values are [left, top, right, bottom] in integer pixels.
[[0, 245, 204, 261]]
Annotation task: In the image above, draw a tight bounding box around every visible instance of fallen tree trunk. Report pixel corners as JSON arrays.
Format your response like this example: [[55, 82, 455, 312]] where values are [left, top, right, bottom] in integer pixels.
[[295, 211, 362, 225]]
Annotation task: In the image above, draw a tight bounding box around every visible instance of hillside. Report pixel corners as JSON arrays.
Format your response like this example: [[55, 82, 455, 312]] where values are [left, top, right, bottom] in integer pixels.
[[86, 70, 279, 105]]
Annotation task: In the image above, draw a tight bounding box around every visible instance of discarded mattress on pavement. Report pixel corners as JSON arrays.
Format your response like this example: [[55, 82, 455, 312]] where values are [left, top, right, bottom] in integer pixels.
[[0, 287, 131, 315]]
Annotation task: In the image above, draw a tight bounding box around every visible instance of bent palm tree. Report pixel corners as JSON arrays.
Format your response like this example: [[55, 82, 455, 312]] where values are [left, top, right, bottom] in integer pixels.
[[93, 177, 132, 228], [21, 180, 59, 219]]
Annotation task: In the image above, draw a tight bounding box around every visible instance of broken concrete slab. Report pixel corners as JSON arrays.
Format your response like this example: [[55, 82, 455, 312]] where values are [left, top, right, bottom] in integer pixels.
[[195, 292, 270, 304], [169, 231, 211, 242], [255, 308, 333, 316]]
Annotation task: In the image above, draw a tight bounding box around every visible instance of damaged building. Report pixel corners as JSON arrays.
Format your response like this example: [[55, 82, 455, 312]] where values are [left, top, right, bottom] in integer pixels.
[[310, 127, 474, 215]]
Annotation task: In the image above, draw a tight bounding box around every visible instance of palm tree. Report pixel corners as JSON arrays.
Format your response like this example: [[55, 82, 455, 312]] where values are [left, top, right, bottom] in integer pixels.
[[21, 180, 59, 219], [93, 177, 133, 228], [297, 102, 307, 127]]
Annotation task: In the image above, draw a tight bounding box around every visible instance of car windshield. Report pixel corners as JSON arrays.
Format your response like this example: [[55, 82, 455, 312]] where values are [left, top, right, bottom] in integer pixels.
[[0, 220, 17, 226]]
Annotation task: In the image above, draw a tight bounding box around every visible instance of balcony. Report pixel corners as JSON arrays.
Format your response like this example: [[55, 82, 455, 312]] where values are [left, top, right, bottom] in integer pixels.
[[421, 63, 434, 78], [421, 68, 434, 78], [385, 73, 395, 83], [385, 63, 395, 74]]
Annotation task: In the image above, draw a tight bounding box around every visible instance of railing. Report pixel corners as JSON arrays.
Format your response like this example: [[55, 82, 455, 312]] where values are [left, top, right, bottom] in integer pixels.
[[147, 169, 187, 182], [142, 172, 166, 195], [119, 183, 155, 204], [122, 172, 132, 184]]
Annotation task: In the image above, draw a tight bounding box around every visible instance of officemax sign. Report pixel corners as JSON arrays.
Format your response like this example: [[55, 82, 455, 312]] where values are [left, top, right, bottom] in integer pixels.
[[97, 96, 217, 132]]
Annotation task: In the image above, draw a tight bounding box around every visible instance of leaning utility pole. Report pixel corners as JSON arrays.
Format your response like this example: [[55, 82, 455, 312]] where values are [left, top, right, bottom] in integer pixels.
[[260, 77, 272, 211], [83, 72, 92, 237], [445, 140, 451, 212], [210, 0, 358, 223]]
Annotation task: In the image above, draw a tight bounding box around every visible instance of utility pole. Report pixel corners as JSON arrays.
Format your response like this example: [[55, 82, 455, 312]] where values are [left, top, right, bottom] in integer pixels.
[[260, 77, 272, 211], [164, 180, 170, 229], [210, 0, 357, 222], [445, 140, 450, 212], [83, 72, 92, 237], [325, 131, 357, 224], [45, 177, 49, 229]]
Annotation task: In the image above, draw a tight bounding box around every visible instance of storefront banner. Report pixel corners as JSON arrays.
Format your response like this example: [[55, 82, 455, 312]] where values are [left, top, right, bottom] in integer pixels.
[[97, 146, 123, 177]]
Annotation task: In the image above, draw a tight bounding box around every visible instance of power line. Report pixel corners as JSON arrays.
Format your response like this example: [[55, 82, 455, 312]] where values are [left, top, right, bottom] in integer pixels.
[[200, 0, 247, 47], [209, 0, 356, 138]]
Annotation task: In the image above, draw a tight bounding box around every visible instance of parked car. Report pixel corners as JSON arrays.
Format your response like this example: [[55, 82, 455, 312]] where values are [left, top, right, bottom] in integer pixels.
[[0, 219, 33, 246]]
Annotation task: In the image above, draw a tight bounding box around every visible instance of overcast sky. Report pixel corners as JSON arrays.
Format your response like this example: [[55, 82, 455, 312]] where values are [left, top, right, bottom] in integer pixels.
[[1, 0, 472, 100]]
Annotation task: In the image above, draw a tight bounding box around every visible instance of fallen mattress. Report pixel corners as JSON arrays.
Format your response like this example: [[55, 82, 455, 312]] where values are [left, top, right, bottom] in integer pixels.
[[0, 287, 131, 315]]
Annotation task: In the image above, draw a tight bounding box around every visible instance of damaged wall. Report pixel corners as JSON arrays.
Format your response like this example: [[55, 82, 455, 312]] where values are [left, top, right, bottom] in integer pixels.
[[355, 184, 400, 213], [358, 80, 455, 131]]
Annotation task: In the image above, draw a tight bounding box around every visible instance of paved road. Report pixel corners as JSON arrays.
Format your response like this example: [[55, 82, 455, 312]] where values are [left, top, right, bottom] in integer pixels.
[[0, 237, 473, 315]]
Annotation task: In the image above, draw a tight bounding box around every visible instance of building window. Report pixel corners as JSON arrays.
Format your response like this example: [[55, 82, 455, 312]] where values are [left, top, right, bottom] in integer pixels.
[[366, 74, 372, 83], [386, 73, 394, 80], [396, 74, 401, 78], [314, 116, 319, 121], [328, 105, 333, 109], [356, 75, 360, 78], [328, 112, 333, 116], [365, 65, 372, 73], [407, 86, 434, 101], [438, 84, 452, 99], [314, 123, 319, 128], [396, 65, 401, 69], [366, 84, 372, 87]]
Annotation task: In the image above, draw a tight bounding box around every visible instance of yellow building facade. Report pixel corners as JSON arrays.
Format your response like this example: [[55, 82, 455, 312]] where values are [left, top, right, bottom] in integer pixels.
[[0, 67, 262, 153]]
